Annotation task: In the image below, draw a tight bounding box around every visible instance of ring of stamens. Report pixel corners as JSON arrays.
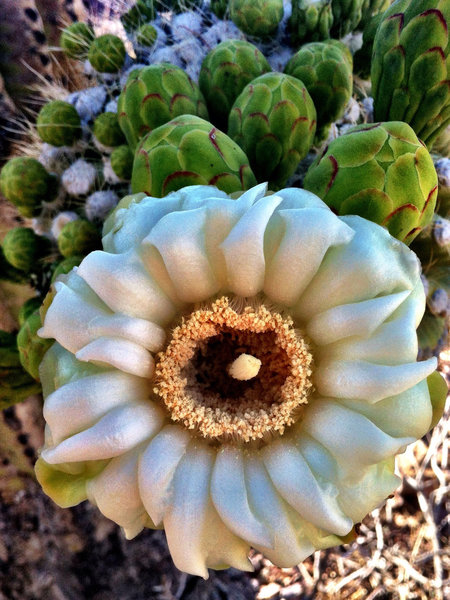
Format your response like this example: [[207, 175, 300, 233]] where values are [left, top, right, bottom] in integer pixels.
[[153, 296, 313, 443]]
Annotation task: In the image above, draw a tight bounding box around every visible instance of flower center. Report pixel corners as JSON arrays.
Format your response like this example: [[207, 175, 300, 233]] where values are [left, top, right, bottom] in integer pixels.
[[153, 296, 313, 444]]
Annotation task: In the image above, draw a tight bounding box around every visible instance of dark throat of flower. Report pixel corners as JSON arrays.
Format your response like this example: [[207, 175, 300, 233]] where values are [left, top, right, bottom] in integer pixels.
[[153, 296, 314, 445]]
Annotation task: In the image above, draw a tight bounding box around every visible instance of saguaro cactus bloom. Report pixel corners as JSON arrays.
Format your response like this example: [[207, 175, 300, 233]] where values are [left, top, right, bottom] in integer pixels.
[[37, 183, 440, 577]]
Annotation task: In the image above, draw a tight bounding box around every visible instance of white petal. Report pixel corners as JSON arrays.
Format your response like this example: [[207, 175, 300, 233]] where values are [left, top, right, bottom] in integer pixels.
[[262, 440, 352, 536], [88, 314, 166, 352], [264, 208, 353, 306], [102, 195, 181, 253], [221, 194, 282, 296], [144, 207, 219, 302], [295, 433, 339, 484], [77, 249, 176, 324], [76, 336, 154, 378], [339, 380, 432, 439], [294, 216, 420, 321], [301, 399, 414, 472], [138, 425, 191, 526], [164, 443, 251, 578], [44, 371, 150, 444], [306, 291, 410, 346], [39, 277, 110, 353], [274, 187, 330, 211], [42, 401, 164, 463], [315, 357, 437, 402], [337, 458, 399, 522], [245, 454, 316, 566], [211, 446, 272, 548], [87, 449, 147, 538]]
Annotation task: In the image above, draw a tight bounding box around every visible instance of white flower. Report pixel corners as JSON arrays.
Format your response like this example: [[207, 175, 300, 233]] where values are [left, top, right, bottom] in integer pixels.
[[37, 183, 437, 577]]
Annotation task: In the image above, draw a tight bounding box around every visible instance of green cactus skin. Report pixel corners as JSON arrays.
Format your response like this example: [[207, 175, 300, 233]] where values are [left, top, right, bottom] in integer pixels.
[[17, 311, 53, 382], [0, 246, 27, 284], [51, 256, 83, 283], [289, 0, 334, 45], [2, 228, 51, 273], [121, 0, 156, 33], [136, 24, 158, 47], [284, 40, 353, 141], [37, 100, 82, 147], [93, 112, 126, 147], [0, 157, 59, 218], [359, 0, 391, 29], [0, 330, 41, 409], [57, 219, 101, 258], [210, 0, 229, 19], [303, 121, 438, 245], [60, 22, 95, 59], [131, 114, 257, 197], [88, 34, 126, 74], [199, 40, 271, 131], [353, 12, 384, 79], [18, 297, 43, 327], [117, 63, 209, 151], [110, 145, 134, 180], [229, 0, 284, 38], [330, 0, 364, 37], [228, 72, 317, 190], [417, 312, 447, 359], [371, 0, 450, 149]]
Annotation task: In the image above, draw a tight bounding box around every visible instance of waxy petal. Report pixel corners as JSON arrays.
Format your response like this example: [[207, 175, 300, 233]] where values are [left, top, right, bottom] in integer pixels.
[[221, 194, 282, 296], [262, 440, 352, 536], [315, 357, 437, 402], [211, 446, 272, 548], [44, 371, 150, 444], [42, 402, 164, 463], [139, 425, 191, 526], [87, 450, 148, 539], [164, 443, 251, 578], [264, 208, 353, 306], [76, 336, 155, 378]]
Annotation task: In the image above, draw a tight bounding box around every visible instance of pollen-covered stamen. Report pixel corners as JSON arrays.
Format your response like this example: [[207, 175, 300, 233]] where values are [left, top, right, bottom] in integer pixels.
[[153, 296, 313, 444]]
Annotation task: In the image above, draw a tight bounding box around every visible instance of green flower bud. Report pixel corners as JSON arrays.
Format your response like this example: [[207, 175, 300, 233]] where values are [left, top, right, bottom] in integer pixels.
[[210, 0, 229, 19], [60, 22, 95, 59], [228, 72, 317, 189], [330, 0, 364, 38], [371, 0, 450, 148], [88, 34, 126, 73], [51, 256, 83, 283], [0, 157, 59, 218], [2, 227, 51, 273], [0, 246, 27, 283], [199, 40, 271, 131], [121, 0, 156, 32], [131, 114, 257, 197], [58, 219, 101, 258], [19, 297, 43, 327], [289, 0, 334, 45], [17, 311, 53, 381], [303, 121, 438, 244], [110, 145, 134, 180], [93, 112, 126, 147], [0, 330, 41, 408], [359, 0, 391, 29], [229, 0, 284, 38], [353, 12, 384, 79], [284, 40, 353, 141], [117, 63, 209, 150], [37, 100, 82, 147], [136, 24, 158, 47]]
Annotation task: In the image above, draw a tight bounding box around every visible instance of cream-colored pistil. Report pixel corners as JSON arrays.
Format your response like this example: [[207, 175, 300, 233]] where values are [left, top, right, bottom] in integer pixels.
[[153, 296, 313, 443], [228, 353, 262, 381]]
